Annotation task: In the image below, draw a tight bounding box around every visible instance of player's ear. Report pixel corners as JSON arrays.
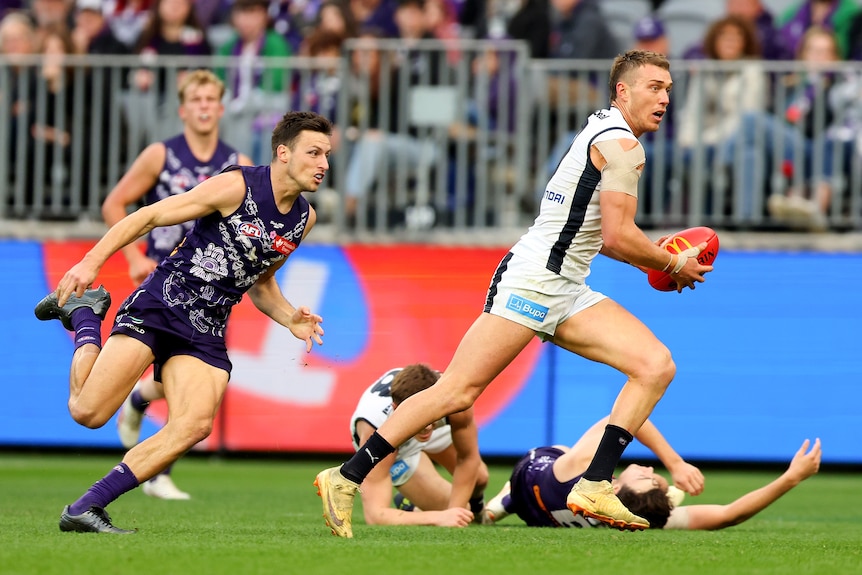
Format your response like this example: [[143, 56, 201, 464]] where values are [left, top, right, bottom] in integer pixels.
[[391, 402, 399, 410], [611, 480, 622, 495]]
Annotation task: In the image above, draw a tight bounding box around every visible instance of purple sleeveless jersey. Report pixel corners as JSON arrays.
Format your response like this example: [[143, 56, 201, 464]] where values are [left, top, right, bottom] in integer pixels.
[[145, 134, 240, 262], [134, 165, 310, 339], [509, 447, 605, 528]]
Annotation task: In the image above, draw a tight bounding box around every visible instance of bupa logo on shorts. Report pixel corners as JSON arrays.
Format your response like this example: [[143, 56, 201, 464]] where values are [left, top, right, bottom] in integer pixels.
[[389, 459, 410, 483], [506, 294, 549, 322], [238, 222, 263, 239]]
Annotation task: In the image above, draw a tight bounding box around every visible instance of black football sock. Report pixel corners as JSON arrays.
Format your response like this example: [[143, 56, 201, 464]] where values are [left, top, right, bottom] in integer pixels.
[[469, 496, 484, 515], [340, 431, 394, 484], [582, 424, 634, 482]]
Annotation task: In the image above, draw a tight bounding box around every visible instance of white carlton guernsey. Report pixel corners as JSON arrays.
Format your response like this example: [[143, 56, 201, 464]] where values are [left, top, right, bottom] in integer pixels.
[[511, 106, 641, 283], [350, 368, 402, 450], [350, 368, 452, 486]]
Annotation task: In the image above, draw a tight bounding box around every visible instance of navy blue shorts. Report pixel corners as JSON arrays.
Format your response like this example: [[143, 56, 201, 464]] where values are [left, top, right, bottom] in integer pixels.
[[110, 289, 232, 381]]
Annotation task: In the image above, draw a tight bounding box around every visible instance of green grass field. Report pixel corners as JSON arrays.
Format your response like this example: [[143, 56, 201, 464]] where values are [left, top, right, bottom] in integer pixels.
[[0, 453, 859, 575]]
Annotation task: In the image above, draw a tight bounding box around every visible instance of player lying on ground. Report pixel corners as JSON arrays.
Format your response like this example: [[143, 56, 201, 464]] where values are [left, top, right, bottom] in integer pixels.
[[482, 415, 821, 529], [348, 364, 488, 527]]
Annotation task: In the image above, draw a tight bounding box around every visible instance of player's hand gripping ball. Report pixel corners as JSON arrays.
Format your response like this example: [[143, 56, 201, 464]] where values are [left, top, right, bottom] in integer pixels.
[[647, 226, 719, 292]]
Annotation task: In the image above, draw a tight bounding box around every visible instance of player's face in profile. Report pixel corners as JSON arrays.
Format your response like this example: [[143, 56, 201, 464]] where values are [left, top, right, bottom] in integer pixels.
[[628, 64, 671, 135], [616, 463, 669, 494], [179, 83, 224, 135], [283, 130, 332, 192]]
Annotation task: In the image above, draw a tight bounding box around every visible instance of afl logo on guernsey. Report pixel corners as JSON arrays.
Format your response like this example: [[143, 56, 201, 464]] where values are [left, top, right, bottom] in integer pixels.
[[238, 222, 263, 239]]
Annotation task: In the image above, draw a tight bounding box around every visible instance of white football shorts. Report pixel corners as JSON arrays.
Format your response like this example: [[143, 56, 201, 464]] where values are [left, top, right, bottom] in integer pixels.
[[484, 252, 607, 339]]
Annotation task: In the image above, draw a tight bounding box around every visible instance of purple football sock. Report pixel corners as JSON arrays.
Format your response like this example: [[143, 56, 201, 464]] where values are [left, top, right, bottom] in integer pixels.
[[68, 462, 140, 515], [70, 307, 102, 351]]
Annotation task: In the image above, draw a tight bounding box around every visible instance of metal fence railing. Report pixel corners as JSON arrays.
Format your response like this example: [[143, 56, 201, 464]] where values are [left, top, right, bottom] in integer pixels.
[[2, 47, 861, 238]]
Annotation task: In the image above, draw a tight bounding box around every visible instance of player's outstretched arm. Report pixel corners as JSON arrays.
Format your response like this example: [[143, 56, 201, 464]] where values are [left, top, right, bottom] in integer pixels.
[[672, 439, 822, 530], [355, 421, 473, 528], [57, 172, 246, 305]]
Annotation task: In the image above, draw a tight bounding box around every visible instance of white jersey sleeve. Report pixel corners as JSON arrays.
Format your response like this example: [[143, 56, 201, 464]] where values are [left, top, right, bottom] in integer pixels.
[[511, 106, 638, 284]]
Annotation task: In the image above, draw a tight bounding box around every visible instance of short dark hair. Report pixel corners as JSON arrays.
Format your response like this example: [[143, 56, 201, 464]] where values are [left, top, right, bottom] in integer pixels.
[[390, 364, 440, 405], [270, 111, 333, 158], [608, 49, 670, 102], [616, 485, 673, 529]]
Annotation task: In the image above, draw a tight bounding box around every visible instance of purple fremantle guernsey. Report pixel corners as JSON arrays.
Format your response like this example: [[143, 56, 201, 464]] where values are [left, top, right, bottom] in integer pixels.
[[145, 134, 241, 262], [509, 447, 605, 528], [141, 165, 309, 338]]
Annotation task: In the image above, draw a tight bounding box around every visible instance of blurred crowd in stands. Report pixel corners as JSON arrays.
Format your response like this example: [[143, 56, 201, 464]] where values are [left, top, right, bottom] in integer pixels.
[[2, 0, 862, 232]]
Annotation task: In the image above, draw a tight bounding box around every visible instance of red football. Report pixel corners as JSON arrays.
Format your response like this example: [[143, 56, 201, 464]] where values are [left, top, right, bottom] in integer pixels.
[[647, 226, 719, 292]]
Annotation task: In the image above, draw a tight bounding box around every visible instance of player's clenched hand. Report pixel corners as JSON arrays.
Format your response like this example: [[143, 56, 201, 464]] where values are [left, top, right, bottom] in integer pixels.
[[786, 438, 821, 483], [669, 241, 713, 292], [288, 305, 324, 352], [56, 260, 101, 306], [669, 461, 705, 496], [434, 507, 474, 527]]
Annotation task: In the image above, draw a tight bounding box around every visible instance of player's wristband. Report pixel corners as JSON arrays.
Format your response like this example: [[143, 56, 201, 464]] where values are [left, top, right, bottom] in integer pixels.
[[671, 254, 687, 274], [661, 254, 674, 273]]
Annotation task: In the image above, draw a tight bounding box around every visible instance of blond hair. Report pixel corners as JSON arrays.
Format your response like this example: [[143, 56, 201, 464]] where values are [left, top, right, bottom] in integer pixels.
[[178, 69, 226, 104]]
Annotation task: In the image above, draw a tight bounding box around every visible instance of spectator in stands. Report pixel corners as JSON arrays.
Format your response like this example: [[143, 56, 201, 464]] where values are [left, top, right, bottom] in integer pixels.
[[342, 29, 436, 225], [683, 0, 793, 61], [27, 23, 77, 195], [458, 0, 519, 40], [295, 28, 344, 139], [444, 44, 519, 225], [132, 0, 211, 95], [105, 0, 152, 50], [192, 0, 231, 29], [216, 0, 292, 163], [677, 15, 801, 221], [632, 14, 668, 55], [72, 0, 130, 55], [349, 0, 399, 38], [271, 0, 322, 53], [507, 0, 618, 60], [777, 0, 859, 59], [847, 8, 862, 60], [1, 11, 40, 212], [769, 26, 844, 230], [29, 0, 74, 43], [312, 0, 360, 40], [424, 0, 459, 41]]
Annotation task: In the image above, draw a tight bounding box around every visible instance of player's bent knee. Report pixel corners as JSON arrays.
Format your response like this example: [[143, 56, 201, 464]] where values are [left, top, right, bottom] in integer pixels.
[[183, 419, 214, 446], [68, 401, 112, 429]]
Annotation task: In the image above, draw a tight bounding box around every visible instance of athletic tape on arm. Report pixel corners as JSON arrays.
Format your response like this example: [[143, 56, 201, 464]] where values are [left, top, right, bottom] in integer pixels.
[[594, 139, 646, 198]]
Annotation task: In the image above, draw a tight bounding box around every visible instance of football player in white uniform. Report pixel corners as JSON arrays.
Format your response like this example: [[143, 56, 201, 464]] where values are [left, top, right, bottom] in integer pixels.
[[316, 50, 713, 537], [348, 364, 488, 527]]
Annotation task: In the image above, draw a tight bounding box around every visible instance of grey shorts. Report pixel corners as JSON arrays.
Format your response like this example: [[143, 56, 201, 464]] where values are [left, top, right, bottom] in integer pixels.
[[111, 289, 232, 381]]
